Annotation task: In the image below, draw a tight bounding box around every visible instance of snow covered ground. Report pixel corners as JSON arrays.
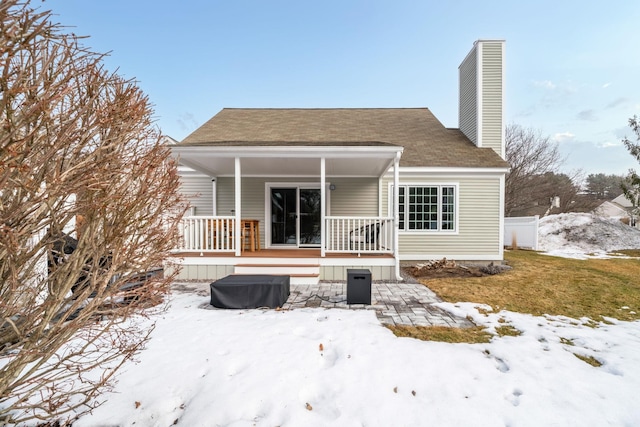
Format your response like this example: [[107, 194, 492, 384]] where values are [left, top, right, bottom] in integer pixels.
[[71, 295, 640, 427], [539, 212, 640, 259], [67, 213, 640, 426]]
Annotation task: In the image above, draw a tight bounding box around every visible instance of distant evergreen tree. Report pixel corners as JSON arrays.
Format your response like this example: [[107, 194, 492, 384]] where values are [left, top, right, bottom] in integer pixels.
[[585, 173, 625, 199], [622, 116, 640, 217]]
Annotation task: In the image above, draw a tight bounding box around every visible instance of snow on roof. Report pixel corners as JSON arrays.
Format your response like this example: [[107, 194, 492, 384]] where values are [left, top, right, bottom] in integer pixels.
[[612, 193, 634, 208]]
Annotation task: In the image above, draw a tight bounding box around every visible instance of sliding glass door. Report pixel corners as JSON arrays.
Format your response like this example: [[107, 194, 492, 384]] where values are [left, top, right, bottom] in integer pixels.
[[270, 187, 322, 247], [299, 189, 321, 246], [270, 188, 297, 245]]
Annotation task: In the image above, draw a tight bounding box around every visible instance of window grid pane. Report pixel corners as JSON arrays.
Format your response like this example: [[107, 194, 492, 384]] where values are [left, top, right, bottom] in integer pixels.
[[397, 185, 456, 232], [408, 186, 438, 230], [441, 186, 455, 230], [398, 186, 405, 230]]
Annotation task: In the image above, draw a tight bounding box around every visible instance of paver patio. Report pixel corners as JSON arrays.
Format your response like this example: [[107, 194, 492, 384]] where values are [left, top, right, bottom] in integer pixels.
[[283, 281, 473, 327], [175, 279, 473, 328]]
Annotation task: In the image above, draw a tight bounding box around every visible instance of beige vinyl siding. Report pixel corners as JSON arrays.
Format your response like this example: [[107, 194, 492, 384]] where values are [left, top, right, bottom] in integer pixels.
[[327, 178, 378, 216], [382, 175, 502, 259], [173, 264, 234, 281], [179, 172, 213, 215], [217, 177, 265, 247], [321, 265, 394, 281], [239, 178, 264, 222], [216, 177, 236, 216], [459, 46, 478, 146], [174, 264, 395, 282], [480, 41, 504, 158]]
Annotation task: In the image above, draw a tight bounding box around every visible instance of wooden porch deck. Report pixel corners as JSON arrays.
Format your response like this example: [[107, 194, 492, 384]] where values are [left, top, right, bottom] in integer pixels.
[[172, 249, 394, 259]]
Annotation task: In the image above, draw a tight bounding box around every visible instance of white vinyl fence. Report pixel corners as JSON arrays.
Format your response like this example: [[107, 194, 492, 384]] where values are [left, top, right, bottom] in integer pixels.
[[504, 215, 539, 250]]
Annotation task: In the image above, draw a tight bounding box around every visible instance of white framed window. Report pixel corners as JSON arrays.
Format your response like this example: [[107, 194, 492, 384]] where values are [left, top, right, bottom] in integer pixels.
[[392, 184, 458, 232]]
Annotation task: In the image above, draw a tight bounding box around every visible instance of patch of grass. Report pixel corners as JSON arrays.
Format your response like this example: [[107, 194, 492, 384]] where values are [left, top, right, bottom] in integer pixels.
[[574, 353, 603, 367], [422, 250, 640, 322], [387, 325, 492, 344], [615, 249, 640, 257], [387, 324, 522, 342], [583, 319, 600, 328], [476, 307, 491, 316], [494, 325, 522, 337], [395, 250, 640, 343], [560, 337, 575, 346]]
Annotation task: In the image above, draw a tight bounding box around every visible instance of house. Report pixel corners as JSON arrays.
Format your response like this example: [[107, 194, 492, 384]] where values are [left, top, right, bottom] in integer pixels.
[[594, 193, 638, 227], [169, 40, 509, 284]]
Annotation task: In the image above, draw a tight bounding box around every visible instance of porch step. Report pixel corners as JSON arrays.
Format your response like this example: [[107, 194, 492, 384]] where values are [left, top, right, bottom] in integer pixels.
[[234, 263, 320, 285]]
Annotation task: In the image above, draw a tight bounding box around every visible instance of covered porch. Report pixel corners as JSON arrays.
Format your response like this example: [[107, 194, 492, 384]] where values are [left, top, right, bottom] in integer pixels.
[[170, 144, 404, 283]]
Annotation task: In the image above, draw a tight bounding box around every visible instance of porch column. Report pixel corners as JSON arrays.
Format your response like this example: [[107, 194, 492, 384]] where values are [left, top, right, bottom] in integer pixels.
[[234, 157, 241, 257], [498, 173, 505, 260], [393, 152, 401, 280], [320, 157, 326, 257]]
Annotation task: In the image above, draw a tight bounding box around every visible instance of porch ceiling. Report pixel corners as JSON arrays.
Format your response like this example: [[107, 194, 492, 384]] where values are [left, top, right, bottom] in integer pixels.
[[171, 146, 402, 177]]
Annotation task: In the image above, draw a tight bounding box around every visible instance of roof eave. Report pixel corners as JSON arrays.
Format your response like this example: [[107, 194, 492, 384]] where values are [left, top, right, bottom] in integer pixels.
[[171, 144, 404, 159], [386, 166, 511, 176]]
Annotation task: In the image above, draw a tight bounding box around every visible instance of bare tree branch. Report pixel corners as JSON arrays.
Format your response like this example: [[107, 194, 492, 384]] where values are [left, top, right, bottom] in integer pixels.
[[504, 124, 566, 215], [0, 1, 186, 423]]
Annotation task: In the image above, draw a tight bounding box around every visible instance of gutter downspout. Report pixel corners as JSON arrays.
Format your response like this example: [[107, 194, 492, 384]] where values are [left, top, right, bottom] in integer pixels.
[[498, 173, 506, 260]]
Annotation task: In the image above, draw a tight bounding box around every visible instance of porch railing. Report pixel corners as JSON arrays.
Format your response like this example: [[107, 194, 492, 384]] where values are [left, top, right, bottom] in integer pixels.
[[176, 215, 394, 255], [178, 216, 236, 252], [325, 216, 394, 254]]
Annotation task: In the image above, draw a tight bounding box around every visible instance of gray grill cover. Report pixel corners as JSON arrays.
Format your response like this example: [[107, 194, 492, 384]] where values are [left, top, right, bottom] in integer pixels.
[[209, 275, 290, 309]]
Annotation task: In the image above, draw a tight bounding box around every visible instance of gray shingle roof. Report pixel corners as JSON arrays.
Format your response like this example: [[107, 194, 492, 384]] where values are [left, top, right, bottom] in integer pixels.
[[179, 108, 509, 169]]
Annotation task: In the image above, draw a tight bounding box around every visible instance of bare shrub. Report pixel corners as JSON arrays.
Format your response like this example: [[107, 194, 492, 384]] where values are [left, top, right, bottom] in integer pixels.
[[0, 1, 186, 423]]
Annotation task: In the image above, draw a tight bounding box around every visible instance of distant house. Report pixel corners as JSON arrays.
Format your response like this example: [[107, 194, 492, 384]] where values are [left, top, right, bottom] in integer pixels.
[[169, 40, 509, 284], [594, 193, 638, 227]]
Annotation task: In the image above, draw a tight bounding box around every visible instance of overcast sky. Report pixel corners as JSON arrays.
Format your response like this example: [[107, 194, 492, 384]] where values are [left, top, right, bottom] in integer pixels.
[[44, 0, 640, 176]]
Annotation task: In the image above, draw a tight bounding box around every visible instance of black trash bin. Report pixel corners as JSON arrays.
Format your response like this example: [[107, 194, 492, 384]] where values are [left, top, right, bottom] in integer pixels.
[[347, 269, 371, 305]]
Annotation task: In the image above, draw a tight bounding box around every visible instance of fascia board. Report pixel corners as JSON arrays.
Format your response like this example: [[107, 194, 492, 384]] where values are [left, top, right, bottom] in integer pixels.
[[385, 166, 510, 177], [171, 145, 403, 159]]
